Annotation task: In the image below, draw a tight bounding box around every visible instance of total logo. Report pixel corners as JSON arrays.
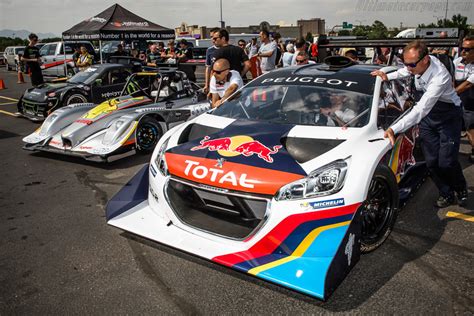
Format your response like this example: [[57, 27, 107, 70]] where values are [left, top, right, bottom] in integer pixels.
[[191, 135, 282, 163], [184, 160, 259, 189]]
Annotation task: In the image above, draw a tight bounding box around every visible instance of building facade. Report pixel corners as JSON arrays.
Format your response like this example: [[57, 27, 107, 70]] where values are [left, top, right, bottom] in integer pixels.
[[297, 18, 326, 36]]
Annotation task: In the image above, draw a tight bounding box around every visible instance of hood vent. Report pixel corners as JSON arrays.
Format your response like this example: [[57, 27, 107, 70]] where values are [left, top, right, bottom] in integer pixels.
[[178, 123, 222, 144], [282, 137, 345, 163]]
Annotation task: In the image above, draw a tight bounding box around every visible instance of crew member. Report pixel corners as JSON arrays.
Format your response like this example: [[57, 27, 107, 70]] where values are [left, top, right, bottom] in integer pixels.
[[257, 30, 277, 74], [21, 33, 43, 87], [146, 44, 162, 66], [453, 35, 474, 163], [204, 27, 221, 94], [209, 58, 243, 108], [371, 40, 468, 207], [76, 46, 93, 71], [213, 29, 251, 81]]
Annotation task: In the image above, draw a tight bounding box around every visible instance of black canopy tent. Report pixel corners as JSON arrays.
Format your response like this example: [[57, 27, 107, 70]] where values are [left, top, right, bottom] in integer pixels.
[[62, 3, 175, 63]]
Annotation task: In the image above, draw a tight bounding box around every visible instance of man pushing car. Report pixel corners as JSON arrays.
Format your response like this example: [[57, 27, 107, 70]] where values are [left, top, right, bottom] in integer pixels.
[[371, 40, 468, 208]]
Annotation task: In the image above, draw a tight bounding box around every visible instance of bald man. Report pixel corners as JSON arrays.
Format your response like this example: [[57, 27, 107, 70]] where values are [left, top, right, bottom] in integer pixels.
[[209, 58, 243, 108]]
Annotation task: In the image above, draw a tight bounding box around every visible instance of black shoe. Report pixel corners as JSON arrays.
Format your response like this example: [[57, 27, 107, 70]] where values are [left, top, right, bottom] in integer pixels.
[[434, 195, 455, 208], [456, 189, 468, 207]]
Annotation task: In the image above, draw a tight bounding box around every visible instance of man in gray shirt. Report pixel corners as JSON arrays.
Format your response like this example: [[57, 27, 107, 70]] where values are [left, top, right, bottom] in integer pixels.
[[257, 30, 277, 74]]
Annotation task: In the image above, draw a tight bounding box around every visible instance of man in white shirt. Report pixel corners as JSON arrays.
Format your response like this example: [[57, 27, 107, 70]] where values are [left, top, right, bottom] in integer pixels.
[[210, 58, 243, 108], [371, 40, 468, 208], [453, 35, 474, 163], [257, 30, 277, 74]]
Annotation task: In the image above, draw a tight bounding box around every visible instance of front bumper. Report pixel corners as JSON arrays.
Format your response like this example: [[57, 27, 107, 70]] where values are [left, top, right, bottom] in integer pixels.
[[107, 164, 364, 300], [20, 97, 59, 121]]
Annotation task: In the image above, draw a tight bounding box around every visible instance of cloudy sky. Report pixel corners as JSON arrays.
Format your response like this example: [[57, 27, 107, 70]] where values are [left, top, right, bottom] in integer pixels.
[[1, 0, 473, 35]]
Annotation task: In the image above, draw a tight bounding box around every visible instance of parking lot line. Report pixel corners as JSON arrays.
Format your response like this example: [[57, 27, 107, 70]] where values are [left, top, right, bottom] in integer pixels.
[[0, 110, 16, 117], [0, 102, 16, 106], [0, 96, 18, 102], [446, 211, 474, 222]]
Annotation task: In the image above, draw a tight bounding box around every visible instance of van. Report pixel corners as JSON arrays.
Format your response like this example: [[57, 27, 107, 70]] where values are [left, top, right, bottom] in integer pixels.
[[3, 46, 24, 71], [39, 41, 95, 77]]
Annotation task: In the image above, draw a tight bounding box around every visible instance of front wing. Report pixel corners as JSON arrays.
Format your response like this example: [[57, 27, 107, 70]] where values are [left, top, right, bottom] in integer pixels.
[[107, 164, 364, 300]]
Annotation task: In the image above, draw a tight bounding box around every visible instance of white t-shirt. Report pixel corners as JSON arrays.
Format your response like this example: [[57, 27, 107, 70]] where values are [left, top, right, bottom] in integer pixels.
[[258, 41, 277, 72], [282, 52, 294, 67], [210, 70, 243, 98], [453, 57, 474, 84]]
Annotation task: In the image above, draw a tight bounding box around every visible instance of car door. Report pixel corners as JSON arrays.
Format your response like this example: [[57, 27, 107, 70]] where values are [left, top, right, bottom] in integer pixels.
[[40, 43, 58, 76]]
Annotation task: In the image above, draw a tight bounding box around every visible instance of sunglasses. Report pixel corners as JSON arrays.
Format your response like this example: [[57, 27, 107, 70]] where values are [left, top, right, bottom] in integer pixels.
[[403, 53, 426, 68], [213, 68, 229, 74], [296, 59, 307, 64], [461, 47, 472, 52]]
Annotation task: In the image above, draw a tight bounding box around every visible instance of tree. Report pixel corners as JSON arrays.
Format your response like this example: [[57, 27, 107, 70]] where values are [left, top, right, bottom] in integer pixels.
[[338, 30, 351, 36], [369, 20, 388, 39]]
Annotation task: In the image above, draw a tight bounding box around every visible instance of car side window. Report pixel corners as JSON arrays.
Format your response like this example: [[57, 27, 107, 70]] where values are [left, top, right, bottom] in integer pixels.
[[377, 78, 414, 129], [109, 69, 130, 85]]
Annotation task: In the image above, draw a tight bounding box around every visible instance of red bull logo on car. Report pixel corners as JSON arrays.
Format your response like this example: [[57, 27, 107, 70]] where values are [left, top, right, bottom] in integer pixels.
[[191, 135, 282, 163]]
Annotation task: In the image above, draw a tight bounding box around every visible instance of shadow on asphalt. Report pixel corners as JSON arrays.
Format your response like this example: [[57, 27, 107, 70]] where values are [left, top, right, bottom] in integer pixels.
[[29, 150, 150, 170]]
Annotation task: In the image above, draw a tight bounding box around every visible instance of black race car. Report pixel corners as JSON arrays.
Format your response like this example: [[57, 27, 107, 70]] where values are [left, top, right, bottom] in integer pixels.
[[17, 63, 143, 121]]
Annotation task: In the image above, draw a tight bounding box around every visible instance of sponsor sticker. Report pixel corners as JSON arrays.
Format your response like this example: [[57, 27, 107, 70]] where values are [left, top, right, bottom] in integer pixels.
[[301, 198, 345, 209]]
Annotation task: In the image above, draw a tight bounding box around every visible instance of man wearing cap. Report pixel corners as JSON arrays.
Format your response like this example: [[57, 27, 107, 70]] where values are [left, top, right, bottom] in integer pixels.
[[371, 40, 468, 208]]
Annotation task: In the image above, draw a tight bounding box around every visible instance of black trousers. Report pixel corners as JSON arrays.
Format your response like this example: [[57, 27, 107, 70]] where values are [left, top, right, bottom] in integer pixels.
[[30, 69, 44, 86], [419, 101, 467, 197]]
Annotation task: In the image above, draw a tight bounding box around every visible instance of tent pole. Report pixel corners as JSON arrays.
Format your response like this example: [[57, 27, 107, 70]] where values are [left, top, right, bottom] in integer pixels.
[[62, 38, 67, 77], [99, 40, 103, 64]]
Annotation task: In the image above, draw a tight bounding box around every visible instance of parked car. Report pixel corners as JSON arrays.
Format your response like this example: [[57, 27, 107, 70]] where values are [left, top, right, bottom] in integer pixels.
[[17, 62, 143, 121], [39, 41, 95, 77], [106, 58, 428, 300], [3, 46, 24, 71], [23, 69, 209, 162]]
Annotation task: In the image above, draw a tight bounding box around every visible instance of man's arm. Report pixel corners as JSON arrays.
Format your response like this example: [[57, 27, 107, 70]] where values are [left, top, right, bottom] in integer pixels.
[[211, 92, 220, 108], [455, 73, 474, 95], [258, 42, 276, 58], [241, 60, 251, 77]]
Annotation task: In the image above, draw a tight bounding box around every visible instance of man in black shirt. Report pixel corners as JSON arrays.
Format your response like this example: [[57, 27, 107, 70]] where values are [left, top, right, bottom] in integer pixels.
[[212, 29, 251, 81], [21, 33, 43, 87]]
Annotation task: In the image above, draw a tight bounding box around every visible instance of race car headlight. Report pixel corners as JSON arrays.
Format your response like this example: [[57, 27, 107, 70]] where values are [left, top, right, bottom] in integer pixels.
[[47, 92, 56, 98], [39, 113, 59, 136], [102, 119, 131, 146], [154, 137, 170, 176], [275, 160, 348, 201]]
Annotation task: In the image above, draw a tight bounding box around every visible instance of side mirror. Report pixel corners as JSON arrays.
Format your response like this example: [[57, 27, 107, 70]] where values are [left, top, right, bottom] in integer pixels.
[[95, 78, 103, 86]]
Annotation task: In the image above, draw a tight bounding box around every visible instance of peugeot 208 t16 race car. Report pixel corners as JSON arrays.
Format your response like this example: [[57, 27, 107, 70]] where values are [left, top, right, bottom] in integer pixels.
[[106, 59, 426, 300]]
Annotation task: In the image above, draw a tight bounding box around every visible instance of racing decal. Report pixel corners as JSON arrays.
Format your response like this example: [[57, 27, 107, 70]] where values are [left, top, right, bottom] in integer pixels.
[[389, 127, 417, 182], [150, 164, 157, 177], [40, 59, 74, 70], [82, 97, 146, 119], [191, 135, 282, 163], [261, 77, 357, 88], [166, 152, 305, 195], [101, 91, 122, 99], [344, 233, 355, 266], [300, 198, 345, 210], [168, 120, 307, 176], [212, 203, 360, 268]]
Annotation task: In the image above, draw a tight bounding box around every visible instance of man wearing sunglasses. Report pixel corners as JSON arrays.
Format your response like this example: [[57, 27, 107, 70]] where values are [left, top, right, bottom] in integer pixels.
[[204, 27, 221, 95], [209, 58, 243, 108], [453, 36, 474, 163], [371, 40, 468, 208]]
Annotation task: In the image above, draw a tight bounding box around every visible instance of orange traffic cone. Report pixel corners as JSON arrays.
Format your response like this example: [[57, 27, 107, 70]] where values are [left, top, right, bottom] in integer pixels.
[[17, 71, 25, 84], [0, 79, 5, 89]]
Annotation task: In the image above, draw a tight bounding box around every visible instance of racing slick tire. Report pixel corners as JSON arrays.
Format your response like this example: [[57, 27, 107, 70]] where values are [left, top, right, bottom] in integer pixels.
[[136, 117, 163, 154], [360, 164, 399, 253], [65, 93, 88, 106]]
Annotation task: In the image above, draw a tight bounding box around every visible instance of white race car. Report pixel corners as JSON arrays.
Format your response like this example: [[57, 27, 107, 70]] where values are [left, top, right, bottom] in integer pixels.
[[107, 58, 426, 300]]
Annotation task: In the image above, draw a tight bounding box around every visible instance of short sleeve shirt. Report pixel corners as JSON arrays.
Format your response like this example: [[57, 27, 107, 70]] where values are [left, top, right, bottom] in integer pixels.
[[205, 46, 218, 67], [212, 45, 249, 73], [23, 45, 41, 72], [258, 41, 277, 72], [210, 70, 243, 98]]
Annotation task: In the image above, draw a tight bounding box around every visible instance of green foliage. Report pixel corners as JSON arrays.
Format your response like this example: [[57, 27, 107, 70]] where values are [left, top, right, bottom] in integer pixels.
[[337, 30, 351, 36], [418, 14, 472, 35], [0, 37, 28, 51], [41, 37, 62, 43]]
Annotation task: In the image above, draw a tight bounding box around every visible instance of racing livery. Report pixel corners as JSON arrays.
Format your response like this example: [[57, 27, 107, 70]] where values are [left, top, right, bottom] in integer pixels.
[[23, 70, 210, 162], [17, 63, 143, 121], [106, 60, 427, 299]]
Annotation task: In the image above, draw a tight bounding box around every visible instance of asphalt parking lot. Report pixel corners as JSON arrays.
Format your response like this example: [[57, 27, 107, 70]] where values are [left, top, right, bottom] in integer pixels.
[[0, 67, 473, 314]]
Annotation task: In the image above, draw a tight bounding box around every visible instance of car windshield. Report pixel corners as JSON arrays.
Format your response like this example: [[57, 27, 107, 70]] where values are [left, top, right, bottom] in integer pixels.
[[213, 85, 373, 127], [68, 67, 101, 84], [14, 48, 24, 54]]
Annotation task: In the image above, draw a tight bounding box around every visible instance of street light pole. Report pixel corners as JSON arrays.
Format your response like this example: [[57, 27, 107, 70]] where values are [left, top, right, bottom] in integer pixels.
[[219, 0, 225, 28], [444, 0, 448, 22]]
